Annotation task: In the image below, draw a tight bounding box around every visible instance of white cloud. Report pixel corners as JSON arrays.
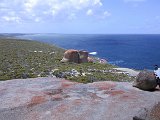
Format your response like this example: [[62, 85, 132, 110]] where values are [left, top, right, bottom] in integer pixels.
[[93, 0, 103, 6], [35, 17, 41, 22], [0, 0, 108, 23], [68, 13, 76, 20], [24, 0, 39, 12], [99, 11, 111, 19], [86, 9, 94, 16], [2, 16, 21, 23], [103, 11, 111, 17]]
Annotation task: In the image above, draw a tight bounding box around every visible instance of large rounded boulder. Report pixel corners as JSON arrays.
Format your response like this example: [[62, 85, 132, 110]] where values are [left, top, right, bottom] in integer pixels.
[[61, 49, 89, 63], [133, 70, 157, 91], [61, 49, 79, 63]]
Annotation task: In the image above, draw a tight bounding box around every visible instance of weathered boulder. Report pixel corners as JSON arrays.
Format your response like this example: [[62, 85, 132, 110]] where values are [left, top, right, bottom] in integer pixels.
[[61, 49, 89, 63], [79, 50, 88, 63], [133, 70, 157, 91], [61, 49, 79, 63]]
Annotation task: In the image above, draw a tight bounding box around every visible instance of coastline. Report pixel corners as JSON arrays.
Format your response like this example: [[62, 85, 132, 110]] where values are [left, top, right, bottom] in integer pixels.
[[2, 37, 160, 120], [0, 36, 139, 82], [13, 33, 160, 70], [15, 34, 143, 75]]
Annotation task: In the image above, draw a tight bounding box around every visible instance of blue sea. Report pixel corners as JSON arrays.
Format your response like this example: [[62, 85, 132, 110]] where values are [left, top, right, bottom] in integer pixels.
[[16, 34, 160, 70]]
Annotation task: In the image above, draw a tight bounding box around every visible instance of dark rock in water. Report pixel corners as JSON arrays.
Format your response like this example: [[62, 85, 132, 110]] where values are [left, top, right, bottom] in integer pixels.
[[133, 70, 157, 91], [61, 49, 89, 63]]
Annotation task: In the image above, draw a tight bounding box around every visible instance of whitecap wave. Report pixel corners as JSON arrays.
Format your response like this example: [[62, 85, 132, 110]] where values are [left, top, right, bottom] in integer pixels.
[[89, 52, 97, 55]]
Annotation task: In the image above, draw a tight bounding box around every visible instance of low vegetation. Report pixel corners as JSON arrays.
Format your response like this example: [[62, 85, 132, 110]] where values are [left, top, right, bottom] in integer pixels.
[[0, 37, 134, 83]]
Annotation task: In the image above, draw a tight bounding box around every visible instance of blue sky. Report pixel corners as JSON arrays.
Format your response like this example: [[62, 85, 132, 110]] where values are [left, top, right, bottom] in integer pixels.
[[0, 0, 160, 34]]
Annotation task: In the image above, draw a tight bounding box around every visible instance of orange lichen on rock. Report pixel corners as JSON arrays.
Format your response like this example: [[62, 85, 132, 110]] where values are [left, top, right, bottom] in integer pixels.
[[92, 82, 116, 91], [61, 81, 77, 89], [73, 99, 82, 105], [104, 90, 125, 96], [28, 96, 46, 107], [56, 104, 69, 113], [51, 94, 63, 101]]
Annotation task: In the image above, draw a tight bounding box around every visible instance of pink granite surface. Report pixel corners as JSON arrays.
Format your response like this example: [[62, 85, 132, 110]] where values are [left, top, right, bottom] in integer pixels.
[[0, 77, 160, 120]]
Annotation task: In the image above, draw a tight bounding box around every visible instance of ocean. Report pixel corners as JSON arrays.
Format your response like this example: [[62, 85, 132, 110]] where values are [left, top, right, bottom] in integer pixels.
[[16, 34, 160, 70]]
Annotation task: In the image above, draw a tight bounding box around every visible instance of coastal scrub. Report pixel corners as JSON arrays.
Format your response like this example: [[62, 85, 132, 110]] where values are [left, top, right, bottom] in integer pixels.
[[0, 37, 134, 82]]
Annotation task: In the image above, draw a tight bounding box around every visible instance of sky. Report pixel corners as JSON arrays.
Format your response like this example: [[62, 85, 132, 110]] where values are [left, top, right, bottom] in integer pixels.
[[0, 0, 160, 34]]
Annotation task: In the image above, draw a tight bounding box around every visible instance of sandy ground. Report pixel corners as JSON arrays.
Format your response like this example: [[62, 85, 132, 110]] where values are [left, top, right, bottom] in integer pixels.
[[0, 77, 160, 120], [113, 68, 140, 76]]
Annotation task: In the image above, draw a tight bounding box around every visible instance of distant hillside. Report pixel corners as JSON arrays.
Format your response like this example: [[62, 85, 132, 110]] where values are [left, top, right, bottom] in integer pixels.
[[0, 37, 134, 82]]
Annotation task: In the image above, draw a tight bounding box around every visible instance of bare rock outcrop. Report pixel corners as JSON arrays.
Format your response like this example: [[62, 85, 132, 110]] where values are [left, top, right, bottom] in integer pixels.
[[61, 49, 79, 63], [61, 49, 89, 63], [133, 102, 160, 120], [79, 50, 88, 63], [0, 77, 160, 120], [133, 70, 157, 91]]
